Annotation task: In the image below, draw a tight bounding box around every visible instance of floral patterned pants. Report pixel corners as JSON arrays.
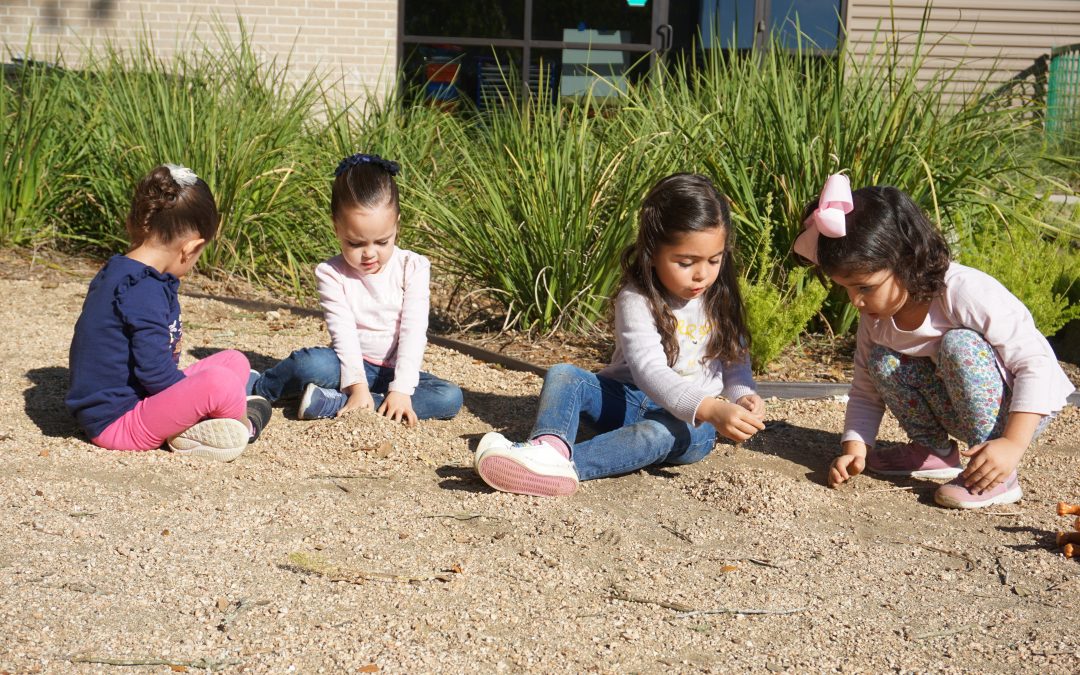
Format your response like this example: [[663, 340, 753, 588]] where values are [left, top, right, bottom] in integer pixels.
[[866, 329, 1009, 449]]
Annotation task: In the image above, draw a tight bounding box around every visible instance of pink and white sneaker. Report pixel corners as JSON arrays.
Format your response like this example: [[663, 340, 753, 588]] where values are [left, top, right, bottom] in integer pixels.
[[865, 440, 962, 480], [474, 432, 578, 497], [934, 471, 1022, 509]]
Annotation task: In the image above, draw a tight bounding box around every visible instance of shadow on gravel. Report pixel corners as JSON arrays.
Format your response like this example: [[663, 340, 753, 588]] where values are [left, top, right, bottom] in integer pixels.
[[459, 388, 537, 435], [742, 419, 839, 485], [24, 366, 81, 439], [997, 525, 1059, 552], [436, 463, 490, 494]]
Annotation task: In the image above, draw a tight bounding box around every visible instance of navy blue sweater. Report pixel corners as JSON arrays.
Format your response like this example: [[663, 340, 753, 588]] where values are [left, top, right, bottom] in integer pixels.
[[66, 255, 185, 439]]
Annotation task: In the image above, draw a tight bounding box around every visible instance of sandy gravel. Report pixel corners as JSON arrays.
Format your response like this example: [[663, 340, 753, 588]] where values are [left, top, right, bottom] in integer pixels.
[[1, 268, 1079, 674]]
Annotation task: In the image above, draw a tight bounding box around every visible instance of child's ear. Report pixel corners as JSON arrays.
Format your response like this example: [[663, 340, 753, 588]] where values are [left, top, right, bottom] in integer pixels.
[[180, 237, 207, 261]]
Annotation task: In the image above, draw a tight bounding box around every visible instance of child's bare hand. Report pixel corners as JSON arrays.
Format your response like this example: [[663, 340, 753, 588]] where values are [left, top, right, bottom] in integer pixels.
[[703, 399, 765, 442], [736, 394, 765, 420], [961, 438, 1024, 493], [829, 453, 866, 487], [338, 387, 375, 417], [378, 391, 418, 427]]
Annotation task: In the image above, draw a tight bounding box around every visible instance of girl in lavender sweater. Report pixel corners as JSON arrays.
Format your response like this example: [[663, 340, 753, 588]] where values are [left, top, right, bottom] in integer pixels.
[[795, 175, 1074, 508], [251, 153, 462, 426], [474, 173, 766, 497]]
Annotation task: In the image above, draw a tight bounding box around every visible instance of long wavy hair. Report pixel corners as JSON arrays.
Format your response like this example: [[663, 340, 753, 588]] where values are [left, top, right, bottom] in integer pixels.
[[803, 186, 950, 303], [617, 173, 749, 367]]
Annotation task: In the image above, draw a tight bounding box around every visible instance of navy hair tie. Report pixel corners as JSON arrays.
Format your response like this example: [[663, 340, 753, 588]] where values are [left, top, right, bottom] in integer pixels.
[[334, 153, 400, 178]]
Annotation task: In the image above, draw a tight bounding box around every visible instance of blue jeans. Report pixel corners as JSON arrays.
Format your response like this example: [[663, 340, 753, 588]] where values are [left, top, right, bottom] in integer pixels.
[[253, 346, 463, 420], [530, 364, 717, 481]]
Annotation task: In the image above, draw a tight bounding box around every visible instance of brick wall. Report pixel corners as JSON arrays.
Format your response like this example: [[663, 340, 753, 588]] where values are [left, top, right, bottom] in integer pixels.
[[0, 0, 398, 103]]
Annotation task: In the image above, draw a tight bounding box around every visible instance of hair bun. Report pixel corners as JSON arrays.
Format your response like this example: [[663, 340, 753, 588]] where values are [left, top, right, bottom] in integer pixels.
[[334, 153, 400, 178]]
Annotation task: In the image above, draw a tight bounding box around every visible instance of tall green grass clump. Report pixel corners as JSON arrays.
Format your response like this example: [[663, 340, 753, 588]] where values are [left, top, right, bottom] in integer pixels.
[[0, 55, 88, 246], [68, 21, 326, 291], [409, 84, 677, 333]]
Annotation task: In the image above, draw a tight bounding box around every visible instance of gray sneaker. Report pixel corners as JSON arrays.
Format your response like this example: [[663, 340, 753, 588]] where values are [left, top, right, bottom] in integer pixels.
[[298, 383, 346, 420]]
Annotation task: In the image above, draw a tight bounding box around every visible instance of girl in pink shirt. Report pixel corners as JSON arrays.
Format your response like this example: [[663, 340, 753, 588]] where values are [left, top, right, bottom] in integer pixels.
[[795, 175, 1074, 509], [251, 153, 462, 426]]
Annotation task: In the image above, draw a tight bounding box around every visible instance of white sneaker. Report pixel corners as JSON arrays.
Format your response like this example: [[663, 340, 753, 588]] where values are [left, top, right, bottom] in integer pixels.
[[474, 431, 578, 497], [167, 418, 248, 462]]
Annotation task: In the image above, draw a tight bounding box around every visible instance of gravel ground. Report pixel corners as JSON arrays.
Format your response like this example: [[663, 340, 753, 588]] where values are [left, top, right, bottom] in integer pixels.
[[1, 268, 1079, 674]]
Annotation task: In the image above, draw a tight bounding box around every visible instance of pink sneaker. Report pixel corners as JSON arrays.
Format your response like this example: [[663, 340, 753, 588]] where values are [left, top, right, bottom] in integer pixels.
[[934, 471, 1022, 509], [865, 441, 962, 480], [474, 432, 578, 497]]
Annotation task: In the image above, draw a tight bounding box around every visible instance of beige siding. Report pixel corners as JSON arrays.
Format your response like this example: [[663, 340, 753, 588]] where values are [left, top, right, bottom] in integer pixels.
[[846, 0, 1080, 95], [0, 0, 398, 104]]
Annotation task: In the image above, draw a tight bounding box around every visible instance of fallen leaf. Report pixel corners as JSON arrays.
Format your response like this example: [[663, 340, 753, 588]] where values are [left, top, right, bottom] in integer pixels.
[[358, 665, 379, 673]]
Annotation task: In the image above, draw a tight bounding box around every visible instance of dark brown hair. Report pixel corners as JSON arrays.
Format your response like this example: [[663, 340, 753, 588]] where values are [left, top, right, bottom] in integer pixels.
[[800, 186, 950, 303], [125, 165, 219, 246], [618, 173, 750, 367], [330, 160, 400, 221]]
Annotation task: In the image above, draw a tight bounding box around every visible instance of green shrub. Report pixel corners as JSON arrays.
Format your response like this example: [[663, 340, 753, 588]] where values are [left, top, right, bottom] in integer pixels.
[[958, 224, 1080, 337]]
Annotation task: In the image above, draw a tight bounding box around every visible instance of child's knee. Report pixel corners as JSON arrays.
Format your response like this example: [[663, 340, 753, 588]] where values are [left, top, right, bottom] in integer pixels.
[[545, 363, 591, 388], [867, 344, 902, 382], [939, 329, 989, 368], [433, 381, 463, 418]]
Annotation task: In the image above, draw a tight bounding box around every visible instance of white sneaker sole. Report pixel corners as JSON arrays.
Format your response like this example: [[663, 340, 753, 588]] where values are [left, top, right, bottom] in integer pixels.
[[167, 418, 248, 462], [934, 484, 1023, 510], [869, 466, 964, 480], [475, 447, 578, 497]]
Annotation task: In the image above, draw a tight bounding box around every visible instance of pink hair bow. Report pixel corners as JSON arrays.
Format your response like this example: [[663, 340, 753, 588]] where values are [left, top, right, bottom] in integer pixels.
[[793, 174, 853, 264]]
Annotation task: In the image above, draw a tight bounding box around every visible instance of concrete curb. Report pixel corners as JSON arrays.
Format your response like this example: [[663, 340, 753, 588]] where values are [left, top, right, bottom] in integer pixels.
[[186, 291, 1080, 406]]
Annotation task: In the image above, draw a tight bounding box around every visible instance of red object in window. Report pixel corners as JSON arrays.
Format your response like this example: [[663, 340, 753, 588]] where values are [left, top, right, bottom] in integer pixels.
[[425, 62, 459, 82]]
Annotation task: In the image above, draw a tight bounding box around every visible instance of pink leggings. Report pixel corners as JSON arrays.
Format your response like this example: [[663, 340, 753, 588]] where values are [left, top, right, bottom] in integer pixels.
[[93, 350, 250, 451]]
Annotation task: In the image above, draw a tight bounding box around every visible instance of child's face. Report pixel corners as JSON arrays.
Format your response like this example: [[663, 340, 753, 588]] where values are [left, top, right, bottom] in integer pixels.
[[830, 268, 911, 321], [652, 227, 727, 301], [334, 204, 399, 275]]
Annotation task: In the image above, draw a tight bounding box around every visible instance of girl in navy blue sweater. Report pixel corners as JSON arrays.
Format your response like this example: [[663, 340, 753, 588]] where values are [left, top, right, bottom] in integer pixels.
[[66, 165, 270, 461]]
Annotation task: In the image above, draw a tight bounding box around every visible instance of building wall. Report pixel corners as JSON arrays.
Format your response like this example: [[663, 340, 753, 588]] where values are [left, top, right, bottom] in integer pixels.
[[846, 0, 1080, 93], [0, 0, 398, 102]]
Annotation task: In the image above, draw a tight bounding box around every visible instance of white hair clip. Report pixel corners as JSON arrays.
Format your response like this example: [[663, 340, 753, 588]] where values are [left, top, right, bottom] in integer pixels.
[[164, 163, 199, 188]]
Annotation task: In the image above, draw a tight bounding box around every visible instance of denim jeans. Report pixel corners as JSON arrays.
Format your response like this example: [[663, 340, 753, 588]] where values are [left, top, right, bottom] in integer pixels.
[[253, 346, 463, 420], [530, 364, 717, 481]]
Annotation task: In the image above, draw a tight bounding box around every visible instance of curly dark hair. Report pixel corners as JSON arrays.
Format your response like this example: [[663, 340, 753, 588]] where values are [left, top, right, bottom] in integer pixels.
[[618, 173, 750, 367], [125, 166, 219, 247], [801, 186, 950, 303], [331, 155, 400, 221]]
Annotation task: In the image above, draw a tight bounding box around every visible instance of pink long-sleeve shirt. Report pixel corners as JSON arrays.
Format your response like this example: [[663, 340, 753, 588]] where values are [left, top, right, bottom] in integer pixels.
[[844, 262, 1075, 446], [315, 247, 431, 396]]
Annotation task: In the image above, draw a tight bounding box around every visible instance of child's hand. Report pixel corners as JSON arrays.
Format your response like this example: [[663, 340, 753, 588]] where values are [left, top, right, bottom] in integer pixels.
[[699, 398, 765, 442], [338, 385, 375, 417], [829, 441, 868, 487], [378, 391, 418, 427], [735, 394, 766, 420], [961, 437, 1025, 493]]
